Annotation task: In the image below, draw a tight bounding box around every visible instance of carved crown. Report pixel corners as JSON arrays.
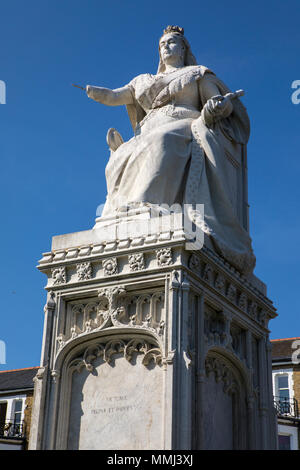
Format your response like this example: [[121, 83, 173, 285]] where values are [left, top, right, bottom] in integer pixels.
[[163, 25, 184, 36]]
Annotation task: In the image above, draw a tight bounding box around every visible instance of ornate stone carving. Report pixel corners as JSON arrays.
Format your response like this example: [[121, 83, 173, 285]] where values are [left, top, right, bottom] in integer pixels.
[[70, 338, 162, 373], [44, 291, 56, 313], [230, 324, 246, 360], [248, 301, 258, 319], [128, 252, 145, 271], [51, 267, 66, 285], [183, 349, 194, 369], [123, 291, 165, 335], [205, 355, 239, 395], [164, 349, 176, 365], [51, 370, 60, 384], [76, 262, 92, 281], [238, 292, 248, 311], [97, 286, 126, 328], [34, 367, 45, 382], [188, 253, 200, 272], [71, 304, 85, 338], [203, 263, 213, 283], [57, 334, 66, 351], [61, 289, 165, 349], [156, 247, 172, 266], [227, 283, 237, 303], [170, 270, 180, 289], [215, 273, 225, 292], [258, 309, 267, 327], [204, 307, 228, 347], [103, 257, 118, 276], [158, 320, 165, 336]]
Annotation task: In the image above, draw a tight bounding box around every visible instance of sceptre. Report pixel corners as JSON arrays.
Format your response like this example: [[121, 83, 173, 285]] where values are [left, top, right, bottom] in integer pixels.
[[72, 83, 85, 91]]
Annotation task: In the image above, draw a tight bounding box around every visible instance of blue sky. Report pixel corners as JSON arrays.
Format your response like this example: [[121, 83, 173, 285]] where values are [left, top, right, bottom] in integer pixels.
[[1, 0, 299, 370]]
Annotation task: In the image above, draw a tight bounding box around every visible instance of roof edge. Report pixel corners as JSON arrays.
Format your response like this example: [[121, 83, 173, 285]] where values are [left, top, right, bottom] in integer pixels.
[[271, 337, 300, 342], [0, 366, 39, 374]]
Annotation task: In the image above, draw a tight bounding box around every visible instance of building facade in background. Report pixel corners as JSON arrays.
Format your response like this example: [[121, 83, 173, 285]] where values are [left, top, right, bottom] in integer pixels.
[[271, 337, 300, 450], [0, 367, 38, 450]]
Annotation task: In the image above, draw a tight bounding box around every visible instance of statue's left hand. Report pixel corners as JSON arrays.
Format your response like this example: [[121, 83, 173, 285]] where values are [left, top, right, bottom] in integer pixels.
[[201, 94, 233, 128]]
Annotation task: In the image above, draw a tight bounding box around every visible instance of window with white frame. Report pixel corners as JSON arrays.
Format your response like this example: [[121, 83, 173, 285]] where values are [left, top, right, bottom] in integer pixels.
[[272, 369, 294, 415], [0, 395, 26, 438], [0, 395, 26, 425], [278, 425, 299, 450], [13, 400, 23, 424]]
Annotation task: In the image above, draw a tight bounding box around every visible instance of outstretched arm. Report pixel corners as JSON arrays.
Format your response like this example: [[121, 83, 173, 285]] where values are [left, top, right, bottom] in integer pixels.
[[86, 85, 134, 106]]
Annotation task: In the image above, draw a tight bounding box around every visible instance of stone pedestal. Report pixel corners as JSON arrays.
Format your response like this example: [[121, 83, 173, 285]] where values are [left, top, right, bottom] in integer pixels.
[[29, 212, 277, 450]]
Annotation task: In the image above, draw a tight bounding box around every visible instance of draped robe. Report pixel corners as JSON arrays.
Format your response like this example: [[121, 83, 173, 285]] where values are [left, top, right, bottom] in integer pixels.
[[99, 65, 255, 274]]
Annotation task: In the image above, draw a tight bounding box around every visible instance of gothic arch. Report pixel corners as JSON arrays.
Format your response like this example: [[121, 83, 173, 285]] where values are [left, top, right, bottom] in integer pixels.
[[201, 348, 249, 449], [51, 329, 164, 449]]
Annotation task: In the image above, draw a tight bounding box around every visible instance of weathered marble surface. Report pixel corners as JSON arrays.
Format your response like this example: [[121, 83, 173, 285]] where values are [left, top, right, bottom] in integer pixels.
[[203, 371, 234, 450], [68, 354, 163, 450]]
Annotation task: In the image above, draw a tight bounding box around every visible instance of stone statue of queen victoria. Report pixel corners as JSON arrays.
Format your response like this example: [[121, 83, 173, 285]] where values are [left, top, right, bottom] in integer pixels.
[[86, 26, 256, 275]]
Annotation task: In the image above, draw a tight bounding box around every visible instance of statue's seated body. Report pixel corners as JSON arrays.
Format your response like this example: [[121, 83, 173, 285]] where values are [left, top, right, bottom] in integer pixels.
[[86, 26, 255, 275]]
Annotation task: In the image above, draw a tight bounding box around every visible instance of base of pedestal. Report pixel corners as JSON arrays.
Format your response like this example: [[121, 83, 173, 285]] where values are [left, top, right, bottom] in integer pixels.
[[29, 216, 277, 450]]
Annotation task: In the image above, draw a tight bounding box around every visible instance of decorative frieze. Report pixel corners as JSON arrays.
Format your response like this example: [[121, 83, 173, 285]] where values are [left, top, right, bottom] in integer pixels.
[[248, 301, 258, 319], [258, 310, 267, 327], [128, 252, 145, 271], [91, 244, 104, 255], [215, 273, 225, 293], [40, 238, 275, 332], [53, 251, 66, 262], [78, 246, 91, 257], [227, 283, 237, 303], [51, 266, 66, 285], [204, 307, 228, 348], [238, 292, 248, 311], [56, 289, 166, 354], [38, 239, 274, 315], [103, 257, 118, 276], [66, 249, 79, 259], [230, 324, 246, 361], [70, 338, 163, 373], [156, 247, 172, 266], [188, 253, 200, 272], [77, 262, 92, 281]]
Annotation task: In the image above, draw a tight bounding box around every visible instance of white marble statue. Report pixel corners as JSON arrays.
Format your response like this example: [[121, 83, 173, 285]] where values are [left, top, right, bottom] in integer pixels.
[[85, 25, 255, 274]]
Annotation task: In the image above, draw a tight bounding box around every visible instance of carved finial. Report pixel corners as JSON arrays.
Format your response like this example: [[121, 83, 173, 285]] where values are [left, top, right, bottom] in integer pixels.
[[163, 25, 184, 36], [44, 291, 56, 313]]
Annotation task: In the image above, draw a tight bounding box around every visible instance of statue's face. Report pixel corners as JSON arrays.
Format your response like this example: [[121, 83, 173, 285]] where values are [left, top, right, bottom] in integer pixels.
[[159, 33, 185, 64]]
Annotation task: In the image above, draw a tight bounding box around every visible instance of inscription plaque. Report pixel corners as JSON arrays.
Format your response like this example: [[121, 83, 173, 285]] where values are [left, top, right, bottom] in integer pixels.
[[67, 353, 163, 449]]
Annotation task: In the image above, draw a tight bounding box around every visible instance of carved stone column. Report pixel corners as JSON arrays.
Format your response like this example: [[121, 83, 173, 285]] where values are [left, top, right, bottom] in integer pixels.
[[174, 272, 193, 449], [40, 291, 56, 367], [258, 335, 269, 449], [29, 291, 56, 450], [195, 292, 205, 450], [28, 367, 47, 450], [245, 330, 256, 449]]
